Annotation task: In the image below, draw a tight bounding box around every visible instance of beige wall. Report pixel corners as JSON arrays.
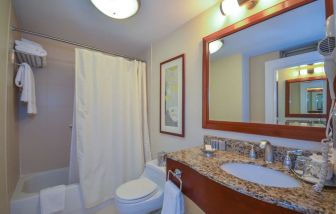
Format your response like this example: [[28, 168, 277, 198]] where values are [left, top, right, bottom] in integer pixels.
[[209, 54, 243, 121], [145, 0, 321, 160], [249, 52, 280, 123], [19, 34, 75, 174], [0, 0, 20, 213]]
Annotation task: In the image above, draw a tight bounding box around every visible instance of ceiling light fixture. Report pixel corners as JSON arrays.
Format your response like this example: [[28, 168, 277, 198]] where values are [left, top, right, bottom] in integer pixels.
[[90, 0, 140, 19], [209, 40, 223, 54]]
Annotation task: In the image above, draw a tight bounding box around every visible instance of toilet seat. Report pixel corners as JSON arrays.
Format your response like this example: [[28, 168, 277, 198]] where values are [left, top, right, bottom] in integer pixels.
[[116, 178, 158, 204]]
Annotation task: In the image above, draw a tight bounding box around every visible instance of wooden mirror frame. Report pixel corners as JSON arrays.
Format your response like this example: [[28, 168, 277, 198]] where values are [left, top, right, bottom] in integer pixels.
[[285, 77, 330, 118], [202, 0, 334, 141]]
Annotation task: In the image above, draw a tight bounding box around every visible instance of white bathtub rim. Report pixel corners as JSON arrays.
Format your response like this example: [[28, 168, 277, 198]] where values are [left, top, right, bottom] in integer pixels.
[[11, 167, 70, 201]]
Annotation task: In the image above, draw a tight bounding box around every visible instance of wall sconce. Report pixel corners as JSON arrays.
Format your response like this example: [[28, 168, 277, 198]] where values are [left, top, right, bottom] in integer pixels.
[[220, 0, 258, 16]]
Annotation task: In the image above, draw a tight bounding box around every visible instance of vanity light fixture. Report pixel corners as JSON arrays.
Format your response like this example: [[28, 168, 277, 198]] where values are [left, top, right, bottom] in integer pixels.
[[209, 40, 223, 54], [220, 0, 258, 16], [238, 0, 259, 9], [220, 0, 241, 16], [90, 0, 140, 19]]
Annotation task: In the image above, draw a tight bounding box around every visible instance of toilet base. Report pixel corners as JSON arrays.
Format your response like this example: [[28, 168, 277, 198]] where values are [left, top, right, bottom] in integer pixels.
[[115, 190, 163, 214]]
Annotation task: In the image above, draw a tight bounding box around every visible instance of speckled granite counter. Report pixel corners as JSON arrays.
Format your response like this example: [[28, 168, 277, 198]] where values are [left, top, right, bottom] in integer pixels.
[[167, 147, 336, 214]]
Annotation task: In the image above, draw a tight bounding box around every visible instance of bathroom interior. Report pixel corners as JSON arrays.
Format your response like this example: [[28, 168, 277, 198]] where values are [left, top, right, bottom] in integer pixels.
[[0, 0, 336, 213]]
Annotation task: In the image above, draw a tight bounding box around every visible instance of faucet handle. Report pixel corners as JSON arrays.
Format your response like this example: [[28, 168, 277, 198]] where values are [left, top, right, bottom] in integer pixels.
[[283, 150, 303, 169], [249, 144, 256, 160], [259, 140, 270, 149]]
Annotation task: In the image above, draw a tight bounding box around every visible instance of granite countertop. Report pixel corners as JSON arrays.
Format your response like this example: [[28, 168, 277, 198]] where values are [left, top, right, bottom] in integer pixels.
[[167, 147, 336, 214]]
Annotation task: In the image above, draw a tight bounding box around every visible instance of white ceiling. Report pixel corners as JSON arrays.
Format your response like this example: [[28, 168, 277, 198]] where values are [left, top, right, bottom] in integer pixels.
[[13, 0, 220, 59], [210, 0, 325, 60]]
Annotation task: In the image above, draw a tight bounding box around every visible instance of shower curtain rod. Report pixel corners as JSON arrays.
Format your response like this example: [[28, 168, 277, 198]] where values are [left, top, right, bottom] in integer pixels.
[[11, 26, 145, 63]]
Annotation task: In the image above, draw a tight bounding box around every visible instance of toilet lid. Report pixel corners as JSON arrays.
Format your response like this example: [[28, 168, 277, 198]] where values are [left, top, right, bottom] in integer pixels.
[[116, 178, 158, 202]]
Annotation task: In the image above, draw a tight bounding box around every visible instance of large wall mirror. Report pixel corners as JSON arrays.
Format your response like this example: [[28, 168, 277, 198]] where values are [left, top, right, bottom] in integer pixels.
[[203, 0, 333, 141]]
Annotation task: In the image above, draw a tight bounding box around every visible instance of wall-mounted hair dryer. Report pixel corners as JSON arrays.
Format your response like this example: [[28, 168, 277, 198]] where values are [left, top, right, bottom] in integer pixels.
[[314, 14, 336, 192], [318, 15, 336, 100]]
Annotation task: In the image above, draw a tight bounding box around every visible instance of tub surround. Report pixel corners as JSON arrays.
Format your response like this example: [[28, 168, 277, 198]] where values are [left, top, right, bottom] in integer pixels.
[[167, 139, 336, 213]]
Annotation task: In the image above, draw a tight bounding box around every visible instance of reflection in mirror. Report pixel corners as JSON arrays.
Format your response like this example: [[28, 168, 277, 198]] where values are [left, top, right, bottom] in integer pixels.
[[208, 0, 326, 127], [280, 62, 328, 127]]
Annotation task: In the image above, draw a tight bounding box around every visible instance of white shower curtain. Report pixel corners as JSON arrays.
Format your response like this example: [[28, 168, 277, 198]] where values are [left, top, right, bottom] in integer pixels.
[[69, 48, 151, 208]]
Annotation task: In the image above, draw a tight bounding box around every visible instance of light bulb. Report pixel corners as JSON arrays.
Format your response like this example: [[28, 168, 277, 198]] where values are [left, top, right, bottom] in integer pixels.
[[220, 0, 241, 16]]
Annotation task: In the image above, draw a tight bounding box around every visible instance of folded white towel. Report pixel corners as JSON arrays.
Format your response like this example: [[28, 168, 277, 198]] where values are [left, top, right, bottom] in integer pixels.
[[161, 181, 184, 214], [21, 38, 43, 47], [15, 44, 47, 57], [40, 185, 66, 214], [15, 63, 37, 114]]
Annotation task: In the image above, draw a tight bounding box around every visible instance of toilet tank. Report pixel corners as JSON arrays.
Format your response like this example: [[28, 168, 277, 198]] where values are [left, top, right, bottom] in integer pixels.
[[142, 159, 166, 189]]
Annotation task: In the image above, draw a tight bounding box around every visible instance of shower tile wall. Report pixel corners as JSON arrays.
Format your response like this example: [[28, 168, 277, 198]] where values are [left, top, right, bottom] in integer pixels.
[[19, 34, 75, 174]]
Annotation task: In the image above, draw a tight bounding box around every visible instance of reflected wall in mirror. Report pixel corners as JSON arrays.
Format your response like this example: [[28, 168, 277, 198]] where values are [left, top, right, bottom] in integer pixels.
[[208, 0, 326, 128]]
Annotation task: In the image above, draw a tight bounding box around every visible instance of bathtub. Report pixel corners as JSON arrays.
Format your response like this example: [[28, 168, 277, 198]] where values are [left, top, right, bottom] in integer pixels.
[[11, 168, 117, 214]]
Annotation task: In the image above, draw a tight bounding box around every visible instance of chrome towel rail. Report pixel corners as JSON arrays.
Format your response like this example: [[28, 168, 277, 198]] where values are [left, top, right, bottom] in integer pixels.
[[167, 169, 182, 191]]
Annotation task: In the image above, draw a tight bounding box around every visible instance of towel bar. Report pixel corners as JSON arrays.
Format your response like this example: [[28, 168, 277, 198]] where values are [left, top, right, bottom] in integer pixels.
[[167, 169, 182, 191]]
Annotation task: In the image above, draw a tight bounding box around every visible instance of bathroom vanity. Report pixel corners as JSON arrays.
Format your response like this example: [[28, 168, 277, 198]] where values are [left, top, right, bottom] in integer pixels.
[[166, 145, 336, 214]]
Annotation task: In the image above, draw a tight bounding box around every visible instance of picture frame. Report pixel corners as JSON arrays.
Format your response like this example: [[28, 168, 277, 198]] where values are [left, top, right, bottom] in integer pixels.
[[160, 54, 185, 137]]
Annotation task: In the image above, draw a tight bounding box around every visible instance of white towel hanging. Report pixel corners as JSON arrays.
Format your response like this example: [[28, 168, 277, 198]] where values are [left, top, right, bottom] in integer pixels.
[[15, 63, 37, 114]]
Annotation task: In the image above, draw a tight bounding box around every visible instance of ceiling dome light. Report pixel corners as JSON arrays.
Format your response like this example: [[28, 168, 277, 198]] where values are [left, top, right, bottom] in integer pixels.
[[91, 0, 140, 19], [209, 40, 223, 54], [220, 0, 241, 16]]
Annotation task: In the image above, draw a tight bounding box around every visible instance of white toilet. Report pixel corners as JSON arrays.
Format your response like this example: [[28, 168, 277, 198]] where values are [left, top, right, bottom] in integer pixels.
[[115, 159, 166, 214]]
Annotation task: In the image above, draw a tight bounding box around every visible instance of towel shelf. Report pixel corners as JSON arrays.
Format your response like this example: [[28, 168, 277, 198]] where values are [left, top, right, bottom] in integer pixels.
[[167, 169, 183, 191], [14, 50, 46, 68]]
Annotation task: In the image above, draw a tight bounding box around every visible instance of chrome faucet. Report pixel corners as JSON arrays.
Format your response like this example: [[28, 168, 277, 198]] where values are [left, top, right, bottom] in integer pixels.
[[283, 150, 303, 169], [259, 140, 273, 163]]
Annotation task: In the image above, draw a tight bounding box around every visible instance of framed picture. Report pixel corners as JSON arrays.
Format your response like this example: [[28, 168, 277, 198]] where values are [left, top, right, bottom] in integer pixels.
[[160, 54, 185, 137]]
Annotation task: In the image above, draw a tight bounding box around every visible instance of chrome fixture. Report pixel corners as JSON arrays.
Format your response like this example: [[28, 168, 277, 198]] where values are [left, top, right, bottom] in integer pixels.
[[259, 140, 273, 163], [157, 151, 167, 167], [167, 169, 182, 190], [238, 0, 259, 9], [283, 150, 303, 170], [249, 144, 256, 160]]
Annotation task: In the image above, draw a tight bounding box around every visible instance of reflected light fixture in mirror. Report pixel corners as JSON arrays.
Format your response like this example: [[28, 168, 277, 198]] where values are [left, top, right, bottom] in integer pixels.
[[209, 40, 223, 54], [91, 0, 140, 19]]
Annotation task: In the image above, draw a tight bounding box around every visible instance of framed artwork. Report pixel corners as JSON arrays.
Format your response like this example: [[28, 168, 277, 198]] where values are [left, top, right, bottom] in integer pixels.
[[160, 54, 185, 137]]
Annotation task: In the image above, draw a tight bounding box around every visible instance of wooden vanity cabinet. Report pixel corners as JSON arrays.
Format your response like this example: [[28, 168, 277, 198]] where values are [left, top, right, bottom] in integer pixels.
[[167, 158, 299, 214]]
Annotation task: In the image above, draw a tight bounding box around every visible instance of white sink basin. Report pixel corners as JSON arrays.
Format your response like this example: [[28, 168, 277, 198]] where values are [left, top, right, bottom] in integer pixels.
[[221, 163, 300, 188]]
